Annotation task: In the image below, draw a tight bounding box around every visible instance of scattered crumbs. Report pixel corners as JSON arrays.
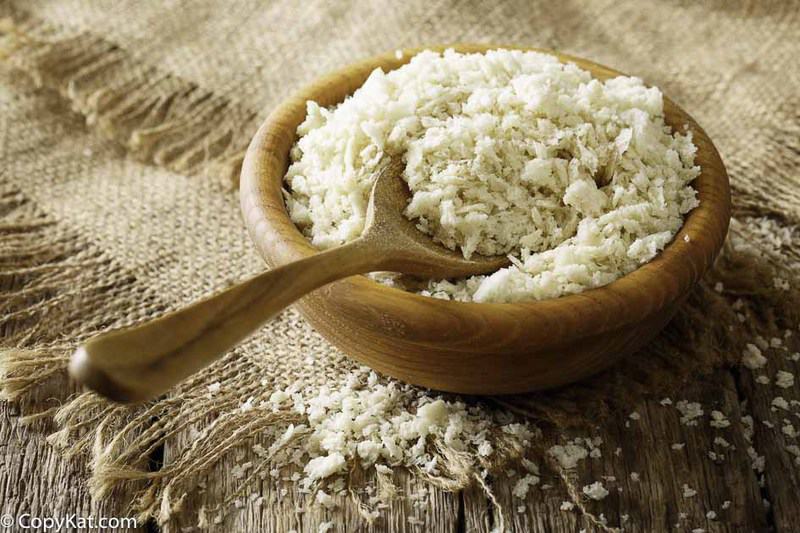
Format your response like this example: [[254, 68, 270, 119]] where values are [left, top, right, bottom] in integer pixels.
[[710, 410, 731, 428], [512, 474, 541, 499], [207, 382, 221, 393], [478, 441, 493, 457], [782, 420, 797, 438], [763, 420, 775, 429], [316, 490, 337, 509], [560, 501, 575, 511], [521, 458, 540, 474], [786, 445, 800, 466], [713, 436, 731, 448], [774, 277, 790, 290], [305, 454, 346, 482], [614, 447, 622, 456], [721, 500, 732, 510], [755, 336, 769, 350], [621, 514, 629, 524], [676, 400, 704, 426], [629, 411, 641, 421], [776, 370, 795, 389], [706, 510, 717, 520], [747, 446, 765, 472], [771, 337, 783, 348], [671, 442, 686, 451], [548, 442, 589, 469], [240, 397, 255, 412], [630, 472, 640, 482], [682, 483, 697, 498], [660, 397, 673, 406], [742, 343, 767, 370], [582, 481, 609, 501], [714, 281, 724, 292], [684, 234, 691, 243], [756, 375, 771, 385], [517, 505, 526, 514], [589, 447, 602, 459], [231, 463, 250, 479], [772, 396, 790, 410]]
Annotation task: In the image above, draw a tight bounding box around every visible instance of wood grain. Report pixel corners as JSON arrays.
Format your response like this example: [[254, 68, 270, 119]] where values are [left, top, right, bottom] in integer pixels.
[[240, 44, 731, 395], [153, 367, 786, 532], [0, 389, 145, 532], [464, 370, 769, 532], [734, 338, 800, 532], [4, 369, 787, 532]]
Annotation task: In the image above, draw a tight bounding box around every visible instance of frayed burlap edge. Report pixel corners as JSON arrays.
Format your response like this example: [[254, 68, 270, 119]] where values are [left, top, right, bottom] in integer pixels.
[[0, 181, 537, 527], [0, 8, 260, 188]]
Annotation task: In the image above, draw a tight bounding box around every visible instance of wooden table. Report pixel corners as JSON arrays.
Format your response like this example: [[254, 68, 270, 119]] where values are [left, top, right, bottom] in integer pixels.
[[2, 360, 797, 532]]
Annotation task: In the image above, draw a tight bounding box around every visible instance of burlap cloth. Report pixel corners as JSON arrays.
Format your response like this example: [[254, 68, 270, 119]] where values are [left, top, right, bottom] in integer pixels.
[[1, 0, 799, 528]]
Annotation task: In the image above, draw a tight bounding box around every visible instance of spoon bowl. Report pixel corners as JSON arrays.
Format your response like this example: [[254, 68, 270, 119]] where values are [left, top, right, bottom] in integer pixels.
[[240, 44, 731, 394]]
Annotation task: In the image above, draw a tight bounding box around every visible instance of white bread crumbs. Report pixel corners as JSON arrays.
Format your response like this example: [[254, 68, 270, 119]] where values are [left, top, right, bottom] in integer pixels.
[[776, 370, 794, 388], [286, 49, 699, 303], [676, 400, 704, 426], [582, 481, 609, 501], [742, 343, 767, 369], [709, 410, 731, 428]]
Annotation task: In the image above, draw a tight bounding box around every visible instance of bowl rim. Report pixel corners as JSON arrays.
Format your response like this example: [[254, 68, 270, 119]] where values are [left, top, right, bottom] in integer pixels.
[[240, 43, 731, 340]]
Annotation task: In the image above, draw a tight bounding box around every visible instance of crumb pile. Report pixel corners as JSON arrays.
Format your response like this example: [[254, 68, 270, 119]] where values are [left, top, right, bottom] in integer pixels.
[[285, 49, 700, 302]]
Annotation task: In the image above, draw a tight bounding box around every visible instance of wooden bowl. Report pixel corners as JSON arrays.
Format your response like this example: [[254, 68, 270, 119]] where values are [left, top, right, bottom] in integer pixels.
[[240, 44, 730, 395]]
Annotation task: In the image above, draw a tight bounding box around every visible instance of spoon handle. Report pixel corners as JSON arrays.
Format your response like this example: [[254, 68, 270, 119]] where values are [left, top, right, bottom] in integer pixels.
[[69, 239, 379, 403]]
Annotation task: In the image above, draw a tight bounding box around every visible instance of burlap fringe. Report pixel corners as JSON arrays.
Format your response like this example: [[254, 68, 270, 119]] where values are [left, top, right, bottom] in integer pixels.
[[0, 185, 527, 525], [0, 10, 260, 187]]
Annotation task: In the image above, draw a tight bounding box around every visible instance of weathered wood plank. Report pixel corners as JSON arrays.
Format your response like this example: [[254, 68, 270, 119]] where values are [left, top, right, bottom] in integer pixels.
[[163, 430, 462, 533], [463, 369, 768, 532], [734, 332, 800, 533], [0, 391, 145, 532]]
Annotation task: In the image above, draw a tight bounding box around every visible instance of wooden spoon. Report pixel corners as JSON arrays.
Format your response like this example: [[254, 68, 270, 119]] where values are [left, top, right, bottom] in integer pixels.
[[69, 158, 508, 403]]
